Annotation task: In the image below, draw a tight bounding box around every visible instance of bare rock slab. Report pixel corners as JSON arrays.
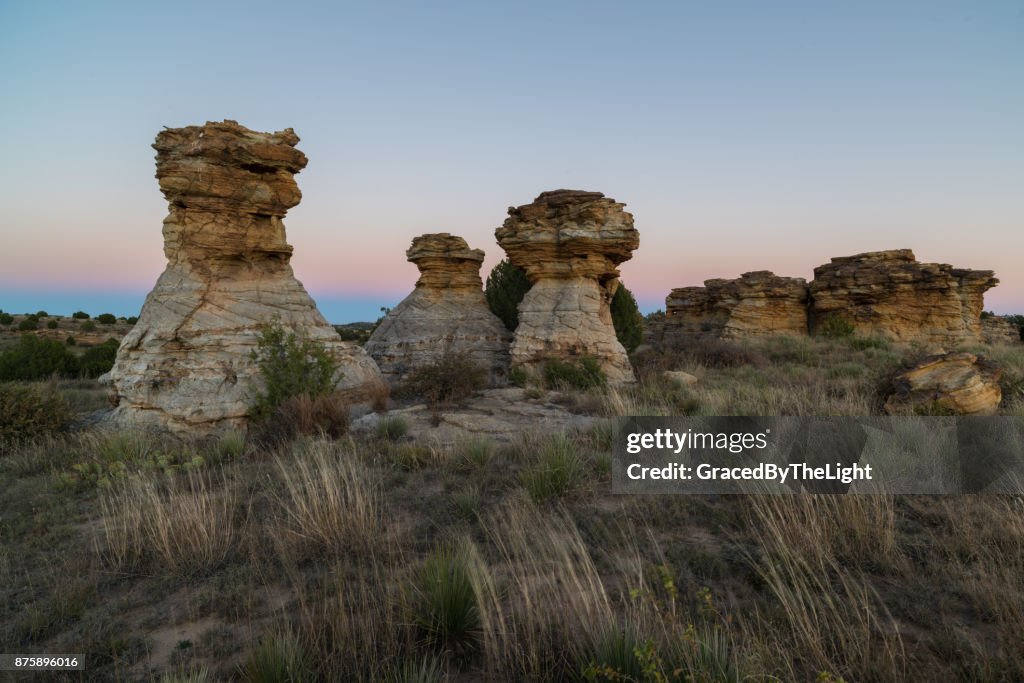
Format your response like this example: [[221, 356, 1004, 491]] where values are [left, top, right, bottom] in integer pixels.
[[496, 190, 639, 384], [365, 233, 511, 386], [102, 120, 384, 434], [885, 352, 1002, 415]]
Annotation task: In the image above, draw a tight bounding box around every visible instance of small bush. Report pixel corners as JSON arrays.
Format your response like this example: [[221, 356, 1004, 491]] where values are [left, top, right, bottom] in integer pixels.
[[399, 353, 487, 406], [0, 312, 13, 326], [485, 259, 532, 331], [126, 316, 139, 325], [72, 310, 90, 319], [65, 335, 76, 346], [96, 313, 117, 325], [519, 434, 586, 502], [18, 315, 39, 331], [78, 338, 119, 378], [80, 320, 96, 332], [46, 319, 58, 329], [35, 310, 49, 318], [508, 366, 529, 387], [255, 392, 350, 444], [0, 383, 73, 441], [375, 415, 409, 442], [819, 315, 855, 338], [250, 321, 340, 420], [0, 334, 80, 380], [610, 283, 644, 353], [542, 357, 607, 390]]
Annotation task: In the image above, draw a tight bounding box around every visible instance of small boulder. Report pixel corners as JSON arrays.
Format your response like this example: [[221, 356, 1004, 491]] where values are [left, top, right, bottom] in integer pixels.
[[663, 370, 699, 386], [884, 352, 1002, 415]]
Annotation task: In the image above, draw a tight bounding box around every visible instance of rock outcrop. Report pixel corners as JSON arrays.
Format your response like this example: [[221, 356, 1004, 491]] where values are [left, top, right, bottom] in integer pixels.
[[495, 190, 639, 384], [102, 120, 384, 434], [665, 271, 809, 339], [884, 352, 1002, 415], [365, 233, 511, 385], [809, 250, 998, 345], [982, 316, 1021, 345]]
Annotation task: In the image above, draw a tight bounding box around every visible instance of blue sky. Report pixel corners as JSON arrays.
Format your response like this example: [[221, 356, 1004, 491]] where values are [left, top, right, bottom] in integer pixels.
[[1, 0, 1022, 321]]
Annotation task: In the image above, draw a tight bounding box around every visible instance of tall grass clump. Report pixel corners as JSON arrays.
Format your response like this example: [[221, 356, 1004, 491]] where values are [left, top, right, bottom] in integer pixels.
[[273, 439, 382, 556], [541, 357, 607, 391], [518, 433, 587, 502], [239, 629, 313, 683]]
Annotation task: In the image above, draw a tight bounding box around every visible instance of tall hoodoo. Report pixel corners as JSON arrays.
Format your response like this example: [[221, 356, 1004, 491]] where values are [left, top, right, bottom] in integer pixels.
[[365, 233, 511, 385], [102, 120, 384, 433], [495, 190, 639, 384]]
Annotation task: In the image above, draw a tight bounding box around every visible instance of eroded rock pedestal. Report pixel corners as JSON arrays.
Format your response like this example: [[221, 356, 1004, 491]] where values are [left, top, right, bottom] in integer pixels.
[[810, 250, 998, 345], [102, 120, 384, 434], [495, 190, 639, 384], [365, 233, 511, 386], [666, 271, 809, 339]]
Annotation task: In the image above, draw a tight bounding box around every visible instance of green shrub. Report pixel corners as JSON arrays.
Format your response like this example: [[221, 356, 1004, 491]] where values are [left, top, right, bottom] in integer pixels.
[[541, 357, 607, 390], [0, 383, 73, 441], [72, 310, 90, 319], [78, 338, 119, 378], [96, 313, 117, 325], [0, 313, 13, 326], [519, 434, 586, 502], [0, 335, 80, 380], [485, 259, 531, 331], [508, 366, 529, 387], [81, 320, 96, 332], [611, 282, 644, 353], [254, 392, 350, 445], [66, 335, 76, 346], [126, 316, 139, 325], [250, 321, 340, 420], [36, 310, 49, 318], [18, 315, 39, 331], [408, 541, 482, 653], [819, 315, 855, 338], [46, 319, 59, 329], [399, 353, 487, 406]]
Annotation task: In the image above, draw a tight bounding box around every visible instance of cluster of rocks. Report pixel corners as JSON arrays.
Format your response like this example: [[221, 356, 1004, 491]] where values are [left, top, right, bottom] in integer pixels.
[[667, 249, 1009, 346], [101, 123, 643, 433]]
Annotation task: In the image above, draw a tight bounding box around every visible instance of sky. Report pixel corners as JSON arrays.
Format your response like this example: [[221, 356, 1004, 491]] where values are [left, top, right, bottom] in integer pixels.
[[1, 0, 1022, 322]]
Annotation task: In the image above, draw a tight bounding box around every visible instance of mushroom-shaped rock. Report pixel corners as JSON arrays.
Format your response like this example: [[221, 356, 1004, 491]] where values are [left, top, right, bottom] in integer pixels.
[[666, 271, 809, 339], [884, 352, 1002, 415], [365, 233, 511, 386], [809, 250, 999, 345], [495, 190, 639, 384], [102, 120, 384, 434]]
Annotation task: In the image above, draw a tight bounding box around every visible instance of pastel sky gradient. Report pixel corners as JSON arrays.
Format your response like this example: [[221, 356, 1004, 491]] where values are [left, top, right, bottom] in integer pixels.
[[2, 0, 1022, 321]]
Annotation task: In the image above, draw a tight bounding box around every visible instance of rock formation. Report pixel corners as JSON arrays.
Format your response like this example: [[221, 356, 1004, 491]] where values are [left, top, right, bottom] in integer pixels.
[[982, 316, 1021, 345], [884, 352, 1002, 415], [495, 190, 639, 384], [809, 250, 998, 345], [665, 271, 809, 339], [102, 120, 384, 434], [365, 233, 511, 386]]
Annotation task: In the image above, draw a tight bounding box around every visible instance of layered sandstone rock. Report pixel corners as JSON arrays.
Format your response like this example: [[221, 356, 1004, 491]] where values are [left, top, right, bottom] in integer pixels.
[[665, 271, 809, 339], [982, 316, 1021, 345], [884, 352, 1002, 415], [102, 120, 384, 434], [809, 250, 998, 344], [365, 233, 511, 385], [495, 190, 639, 384]]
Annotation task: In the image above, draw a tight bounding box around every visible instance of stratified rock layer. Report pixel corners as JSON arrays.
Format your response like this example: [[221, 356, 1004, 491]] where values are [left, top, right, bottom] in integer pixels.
[[666, 271, 809, 339], [809, 250, 998, 344], [982, 317, 1021, 345], [103, 120, 384, 434], [495, 190, 639, 384], [365, 233, 511, 385], [884, 352, 1002, 415]]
